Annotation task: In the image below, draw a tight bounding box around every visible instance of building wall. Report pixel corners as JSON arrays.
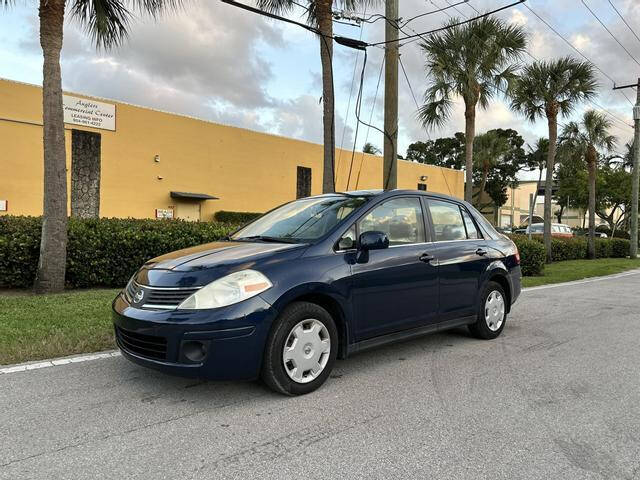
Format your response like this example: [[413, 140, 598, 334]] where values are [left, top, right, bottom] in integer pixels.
[[0, 79, 464, 220]]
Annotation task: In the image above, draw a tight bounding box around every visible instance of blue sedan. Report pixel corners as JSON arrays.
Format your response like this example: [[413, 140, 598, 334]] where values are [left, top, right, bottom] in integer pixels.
[[113, 189, 521, 395]]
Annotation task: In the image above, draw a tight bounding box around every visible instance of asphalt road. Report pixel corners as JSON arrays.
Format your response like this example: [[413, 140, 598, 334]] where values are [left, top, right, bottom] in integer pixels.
[[2, 273, 640, 480]]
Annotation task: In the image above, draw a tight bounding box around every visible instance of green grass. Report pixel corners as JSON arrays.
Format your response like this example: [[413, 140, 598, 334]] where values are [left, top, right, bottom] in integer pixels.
[[0, 289, 120, 365], [522, 258, 640, 288]]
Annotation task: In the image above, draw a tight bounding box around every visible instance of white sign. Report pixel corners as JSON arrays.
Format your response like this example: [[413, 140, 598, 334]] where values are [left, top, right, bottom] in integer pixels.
[[63, 95, 116, 131], [0, 200, 6, 212], [156, 208, 174, 219]]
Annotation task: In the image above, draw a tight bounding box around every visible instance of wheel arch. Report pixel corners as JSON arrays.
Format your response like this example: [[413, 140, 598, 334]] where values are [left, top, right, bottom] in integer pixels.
[[269, 285, 352, 360], [484, 264, 512, 313]]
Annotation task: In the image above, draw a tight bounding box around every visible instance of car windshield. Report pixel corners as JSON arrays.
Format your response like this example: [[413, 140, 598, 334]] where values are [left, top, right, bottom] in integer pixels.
[[231, 196, 368, 242]]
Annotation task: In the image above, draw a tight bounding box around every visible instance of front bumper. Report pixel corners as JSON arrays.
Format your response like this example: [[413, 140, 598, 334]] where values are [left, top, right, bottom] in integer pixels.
[[112, 293, 278, 380]]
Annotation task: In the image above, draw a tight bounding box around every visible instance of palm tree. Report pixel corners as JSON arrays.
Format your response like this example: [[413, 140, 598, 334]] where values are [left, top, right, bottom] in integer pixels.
[[257, 0, 375, 194], [2, 0, 183, 293], [362, 142, 381, 155], [561, 111, 616, 258], [472, 130, 510, 210], [418, 16, 527, 203], [510, 57, 597, 263], [525, 137, 548, 221]]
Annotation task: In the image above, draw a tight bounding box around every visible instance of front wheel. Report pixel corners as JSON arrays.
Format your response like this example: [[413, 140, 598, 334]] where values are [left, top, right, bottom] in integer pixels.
[[261, 302, 338, 396], [468, 281, 507, 340]]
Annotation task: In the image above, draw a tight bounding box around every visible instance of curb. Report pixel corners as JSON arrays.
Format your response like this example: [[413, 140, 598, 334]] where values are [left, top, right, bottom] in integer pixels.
[[521, 268, 640, 292], [0, 350, 121, 375]]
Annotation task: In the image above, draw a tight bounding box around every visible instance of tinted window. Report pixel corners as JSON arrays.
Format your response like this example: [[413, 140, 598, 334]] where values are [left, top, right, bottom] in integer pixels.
[[428, 200, 466, 241], [358, 197, 425, 246], [461, 208, 479, 239]]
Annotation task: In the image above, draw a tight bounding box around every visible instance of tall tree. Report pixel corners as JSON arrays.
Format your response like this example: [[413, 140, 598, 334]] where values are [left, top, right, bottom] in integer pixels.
[[510, 57, 597, 263], [2, 0, 184, 293], [258, 0, 376, 194], [418, 16, 526, 203], [562, 110, 616, 258], [405, 132, 466, 169], [472, 129, 526, 221], [525, 137, 548, 221]]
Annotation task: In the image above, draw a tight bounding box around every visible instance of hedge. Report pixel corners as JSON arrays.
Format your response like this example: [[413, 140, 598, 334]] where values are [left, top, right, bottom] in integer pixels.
[[213, 211, 262, 224], [508, 234, 631, 276], [509, 235, 546, 276], [0, 216, 237, 289]]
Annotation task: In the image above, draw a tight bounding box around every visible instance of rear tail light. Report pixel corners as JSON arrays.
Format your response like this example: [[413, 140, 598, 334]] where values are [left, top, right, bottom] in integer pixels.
[[514, 248, 521, 265]]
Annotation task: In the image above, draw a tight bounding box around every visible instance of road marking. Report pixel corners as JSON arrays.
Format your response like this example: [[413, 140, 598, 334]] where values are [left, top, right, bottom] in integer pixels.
[[522, 269, 640, 292], [0, 350, 121, 375]]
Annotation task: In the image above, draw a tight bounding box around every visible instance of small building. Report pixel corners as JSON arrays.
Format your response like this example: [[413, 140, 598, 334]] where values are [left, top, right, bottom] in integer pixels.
[[0, 78, 464, 221]]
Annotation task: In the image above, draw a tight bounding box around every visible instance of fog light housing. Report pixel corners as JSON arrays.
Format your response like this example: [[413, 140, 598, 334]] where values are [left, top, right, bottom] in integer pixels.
[[180, 340, 209, 363]]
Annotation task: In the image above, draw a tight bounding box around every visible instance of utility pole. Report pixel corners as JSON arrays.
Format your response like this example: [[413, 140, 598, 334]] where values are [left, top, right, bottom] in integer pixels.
[[383, 0, 398, 190], [614, 79, 640, 258], [632, 80, 640, 258]]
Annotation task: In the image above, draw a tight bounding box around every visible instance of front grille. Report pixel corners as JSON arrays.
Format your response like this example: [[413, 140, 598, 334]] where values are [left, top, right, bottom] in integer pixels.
[[116, 326, 167, 360], [144, 287, 200, 308], [126, 281, 201, 310]]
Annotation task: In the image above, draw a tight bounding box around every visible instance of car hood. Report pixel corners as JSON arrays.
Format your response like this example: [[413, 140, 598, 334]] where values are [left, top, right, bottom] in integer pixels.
[[134, 240, 307, 287], [145, 240, 304, 271]]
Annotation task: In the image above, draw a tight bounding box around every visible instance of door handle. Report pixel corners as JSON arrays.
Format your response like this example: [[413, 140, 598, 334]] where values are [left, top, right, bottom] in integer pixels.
[[419, 252, 435, 263], [475, 248, 488, 256]]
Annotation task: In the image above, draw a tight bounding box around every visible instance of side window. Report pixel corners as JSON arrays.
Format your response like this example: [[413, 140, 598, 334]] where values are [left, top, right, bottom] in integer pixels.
[[358, 197, 426, 246], [428, 200, 466, 241], [337, 225, 356, 250], [461, 207, 480, 239]]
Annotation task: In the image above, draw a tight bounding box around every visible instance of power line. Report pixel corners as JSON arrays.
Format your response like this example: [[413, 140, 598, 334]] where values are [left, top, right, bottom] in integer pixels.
[[400, 0, 467, 27], [337, 8, 368, 186], [580, 0, 640, 69], [607, 0, 640, 47], [355, 57, 385, 188], [522, 2, 635, 123], [442, 0, 468, 18], [370, 0, 525, 46]]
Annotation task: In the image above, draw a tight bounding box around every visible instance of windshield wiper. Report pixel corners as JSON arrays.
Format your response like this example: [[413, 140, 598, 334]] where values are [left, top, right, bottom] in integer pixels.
[[233, 235, 300, 244]]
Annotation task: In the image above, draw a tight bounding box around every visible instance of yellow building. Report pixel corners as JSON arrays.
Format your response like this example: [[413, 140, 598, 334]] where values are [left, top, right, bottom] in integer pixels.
[[493, 180, 612, 229], [0, 78, 463, 221]]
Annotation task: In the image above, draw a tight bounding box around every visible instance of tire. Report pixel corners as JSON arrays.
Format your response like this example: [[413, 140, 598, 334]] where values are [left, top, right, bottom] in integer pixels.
[[261, 301, 338, 396], [468, 281, 507, 340]]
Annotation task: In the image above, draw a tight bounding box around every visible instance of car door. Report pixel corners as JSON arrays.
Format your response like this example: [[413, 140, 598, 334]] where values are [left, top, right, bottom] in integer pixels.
[[426, 199, 491, 321], [350, 196, 439, 341]]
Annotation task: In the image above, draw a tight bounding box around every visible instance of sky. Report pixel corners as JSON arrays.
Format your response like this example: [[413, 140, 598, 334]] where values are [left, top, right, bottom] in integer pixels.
[[1, 0, 638, 178]]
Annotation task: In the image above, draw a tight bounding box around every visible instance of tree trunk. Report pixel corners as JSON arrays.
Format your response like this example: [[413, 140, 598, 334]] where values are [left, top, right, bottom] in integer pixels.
[[532, 166, 543, 223], [34, 0, 68, 293], [544, 111, 558, 263], [477, 166, 488, 210], [317, 2, 335, 194], [587, 145, 597, 259], [464, 102, 476, 203]]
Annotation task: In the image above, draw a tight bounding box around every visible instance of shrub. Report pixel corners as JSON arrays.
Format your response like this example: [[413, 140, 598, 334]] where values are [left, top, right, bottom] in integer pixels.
[[0, 216, 237, 289], [609, 238, 631, 258], [550, 237, 586, 262], [213, 210, 262, 224], [509, 235, 546, 276], [594, 238, 612, 259]]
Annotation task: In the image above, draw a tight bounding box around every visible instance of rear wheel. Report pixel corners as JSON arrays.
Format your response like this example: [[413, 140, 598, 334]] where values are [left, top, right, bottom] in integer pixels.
[[468, 281, 507, 340], [261, 301, 338, 396]]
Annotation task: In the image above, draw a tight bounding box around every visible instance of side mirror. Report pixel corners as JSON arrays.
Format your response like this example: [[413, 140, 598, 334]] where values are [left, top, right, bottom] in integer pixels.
[[359, 231, 389, 251]]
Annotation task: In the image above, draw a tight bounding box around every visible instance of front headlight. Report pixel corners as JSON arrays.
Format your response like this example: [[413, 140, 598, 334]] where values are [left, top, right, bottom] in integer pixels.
[[178, 269, 273, 310]]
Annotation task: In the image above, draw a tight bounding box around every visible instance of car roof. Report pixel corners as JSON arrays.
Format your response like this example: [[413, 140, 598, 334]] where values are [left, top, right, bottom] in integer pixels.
[[314, 189, 466, 204]]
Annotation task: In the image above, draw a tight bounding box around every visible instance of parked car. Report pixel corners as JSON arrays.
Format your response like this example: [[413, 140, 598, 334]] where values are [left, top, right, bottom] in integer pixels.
[[526, 222, 573, 237], [113, 190, 522, 395]]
